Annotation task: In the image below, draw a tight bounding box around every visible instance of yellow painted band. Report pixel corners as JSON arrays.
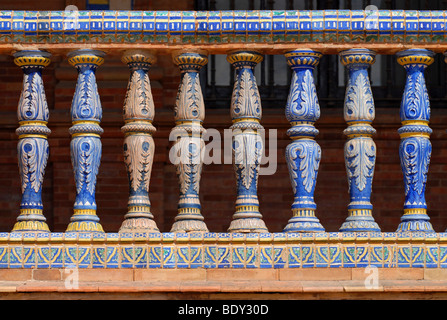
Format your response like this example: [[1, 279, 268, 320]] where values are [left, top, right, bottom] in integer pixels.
[[235, 205, 259, 212], [72, 133, 101, 138], [72, 120, 99, 124], [399, 132, 430, 139], [401, 120, 429, 126], [19, 120, 48, 126], [18, 134, 47, 139], [19, 208, 43, 215], [404, 208, 427, 215], [73, 209, 97, 216]]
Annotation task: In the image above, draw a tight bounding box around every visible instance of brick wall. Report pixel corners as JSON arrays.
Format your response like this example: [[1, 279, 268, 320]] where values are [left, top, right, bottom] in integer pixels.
[[1, 0, 447, 233]]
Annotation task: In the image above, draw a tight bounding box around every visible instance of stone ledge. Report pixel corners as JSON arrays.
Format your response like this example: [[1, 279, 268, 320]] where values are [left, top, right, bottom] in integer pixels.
[[0, 268, 444, 282], [3, 279, 447, 295]]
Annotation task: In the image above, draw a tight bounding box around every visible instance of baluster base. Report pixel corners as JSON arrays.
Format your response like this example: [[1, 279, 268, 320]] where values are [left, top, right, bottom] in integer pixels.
[[66, 209, 104, 233], [119, 209, 159, 233], [228, 210, 268, 233], [66, 221, 104, 233], [283, 210, 324, 233], [339, 210, 381, 232], [12, 209, 49, 232], [119, 218, 159, 233], [396, 210, 435, 233], [170, 208, 208, 233], [12, 221, 50, 233]]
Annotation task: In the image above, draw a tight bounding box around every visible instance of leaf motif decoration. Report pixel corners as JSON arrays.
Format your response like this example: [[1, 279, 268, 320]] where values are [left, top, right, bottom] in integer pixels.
[[175, 137, 203, 195], [232, 69, 260, 119], [285, 72, 300, 121], [234, 134, 263, 190], [124, 135, 153, 192], [345, 139, 376, 192], [18, 138, 49, 194], [299, 70, 320, 120], [141, 70, 154, 119], [401, 138, 431, 196], [402, 72, 427, 120], [175, 73, 204, 120], [345, 72, 374, 121], [285, 144, 299, 194], [123, 71, 139, 117], [298, 142, 321, 193], [286, 141, 320, 194], [19, 73, 48, 121], [72, 137, 101, 195]]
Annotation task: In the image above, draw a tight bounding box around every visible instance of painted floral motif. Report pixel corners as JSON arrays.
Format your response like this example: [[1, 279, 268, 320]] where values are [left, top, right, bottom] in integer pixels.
[[71, 71, 102, 121], [124, 135, 154, 193], [124, 69, 154, 120], [18, 73, 49, 122], [18, 138, 49, 194], [344, 72, 374, 122], [345, 138, 376, 192], [175, 72, 204, 121], [400, 137, 431, 200], [401, 72, 430, 121], [233, 133, 263, 190], [286, 141, 321, 194], [231, 68, 261, 120], [286, 69, 320, 122], [71, 137, 102, 196], [174, 137, 203, 195]]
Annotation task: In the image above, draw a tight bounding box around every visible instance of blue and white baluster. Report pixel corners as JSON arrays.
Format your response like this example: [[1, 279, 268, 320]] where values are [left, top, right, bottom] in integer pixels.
[[12, 50, 51, 232], [226, 51, 268, 233], [339, 49, 381, 232], [396, 49, 435, 233], [170, 50, 209, 233], [66, 49, 105, 233], [119, 50, 159, 233], [283, 49, 324, 233]]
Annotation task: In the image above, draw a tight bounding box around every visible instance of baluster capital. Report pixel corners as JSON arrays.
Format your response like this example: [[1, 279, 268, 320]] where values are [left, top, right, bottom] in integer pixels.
[[172, 50, 208, 73], [226, 50, 263, 69], [13, 50, 51, 70], [396, 49, 435, 69], [339, 48, 376, 69], [122, 49, 157, 70], [285, 49, 322, 69], [67, 49, 105, 69]]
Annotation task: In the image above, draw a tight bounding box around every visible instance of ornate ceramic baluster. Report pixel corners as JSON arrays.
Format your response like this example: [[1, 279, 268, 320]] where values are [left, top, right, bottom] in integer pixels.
[[283, 49, 324, 233], [170, 50, 208, 233], [119, 50, 159, 233], [227, 51, 268, 233], [339, 49, 380, 232], [12, 50, 51, 232], [66, 49, 105, 233], [396, 49, 435, 233]]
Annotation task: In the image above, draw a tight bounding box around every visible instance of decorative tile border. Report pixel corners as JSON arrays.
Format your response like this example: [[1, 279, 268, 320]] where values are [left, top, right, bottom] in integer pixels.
[[0, 10, 446, 44], [0, 232, 446, 269]]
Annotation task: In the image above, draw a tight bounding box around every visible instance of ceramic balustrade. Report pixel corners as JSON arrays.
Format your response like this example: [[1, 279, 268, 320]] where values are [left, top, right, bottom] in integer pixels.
[[3, 10, 447, 270]]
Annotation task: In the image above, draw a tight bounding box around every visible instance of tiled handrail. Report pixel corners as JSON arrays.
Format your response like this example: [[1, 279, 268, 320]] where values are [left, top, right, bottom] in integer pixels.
[[0, 10, 446, 52]]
